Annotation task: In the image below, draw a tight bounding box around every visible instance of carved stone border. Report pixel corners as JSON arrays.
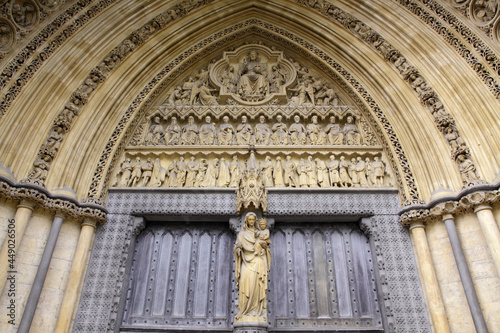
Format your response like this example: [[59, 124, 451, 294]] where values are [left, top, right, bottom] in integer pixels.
[[399, 180, 500, 226], [74, 189, 431, 333], [82, 21, 422, 207], [298, 0, 486, 189], [18, 2, 489, 204], [0, 172, 107, 223], [396, 0, 500, 79]]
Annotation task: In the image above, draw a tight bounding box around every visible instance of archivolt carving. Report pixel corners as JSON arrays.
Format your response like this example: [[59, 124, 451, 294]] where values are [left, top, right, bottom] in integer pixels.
[[86, 21, 421, 206], [7, 2, 492, 203], [0, 0, 118, 117], [23, 0, 213, 184], [396, 0, 500, 94], [298, 0, 486, 188]]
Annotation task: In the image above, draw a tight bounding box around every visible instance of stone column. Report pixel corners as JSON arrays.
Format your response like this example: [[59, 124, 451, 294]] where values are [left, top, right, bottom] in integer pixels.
[[442, 214, 488, 333], [409, 221, 450, 333], [54, 218, 97, 333], [18, 212, 65, 333], [0, 199, 35, 292], [474, 204, 500, 276]]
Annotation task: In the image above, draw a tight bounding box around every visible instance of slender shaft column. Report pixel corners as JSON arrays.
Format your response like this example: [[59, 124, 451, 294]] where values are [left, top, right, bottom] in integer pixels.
[[17, 212, 64, 333], [442, 214, 488, 333], [0, 199, 35, 292], [54, 219, 97, 333], [474, 204, 500, 276], [409, 222, 450, 333]]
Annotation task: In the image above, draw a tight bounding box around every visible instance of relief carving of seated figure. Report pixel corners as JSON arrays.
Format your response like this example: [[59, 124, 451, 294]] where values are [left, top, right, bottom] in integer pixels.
[[325, 116, 343, 145], [218, 115, 234, 145], [255, 115, 271, 145], [344, 116, 362, 145], [289, 115, 307, 145], [181, 116, 199, 145], [306, 115, 327, 145], [238, 50, 268, 99], [236, 115, 253, 145], [199, 115, 216, 145], [272, 115, 288, 145], [164, 116, 181, 145]]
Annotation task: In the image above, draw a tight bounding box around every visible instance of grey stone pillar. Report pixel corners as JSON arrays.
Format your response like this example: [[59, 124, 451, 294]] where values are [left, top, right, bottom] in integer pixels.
[[442, 214, 488, 333], [18, 212, 65, 333]]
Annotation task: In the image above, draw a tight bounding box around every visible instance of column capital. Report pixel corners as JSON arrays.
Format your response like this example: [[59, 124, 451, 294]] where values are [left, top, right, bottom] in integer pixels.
[[81, 218, 97, 230], [409, 221, 425, 231], [18, 199, 36, 210], [473, 203, 492, 214]]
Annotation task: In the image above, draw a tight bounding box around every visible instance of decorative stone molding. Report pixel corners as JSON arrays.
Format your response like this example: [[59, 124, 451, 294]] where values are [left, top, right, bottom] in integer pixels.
[[23, 0, 213, 185], [399, 180, 500, 226], [0, 0, 120, 117], [297, 0, 487, 190], [83, 21, 421, 207], [0, 169, 107, 223]]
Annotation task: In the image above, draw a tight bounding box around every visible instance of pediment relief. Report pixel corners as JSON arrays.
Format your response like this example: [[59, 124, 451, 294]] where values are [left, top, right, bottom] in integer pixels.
[[161, 44, 348, 108]]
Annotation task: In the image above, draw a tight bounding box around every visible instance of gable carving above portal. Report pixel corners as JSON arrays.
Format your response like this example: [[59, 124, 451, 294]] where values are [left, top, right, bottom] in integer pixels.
[[161, 44, 345, 108]]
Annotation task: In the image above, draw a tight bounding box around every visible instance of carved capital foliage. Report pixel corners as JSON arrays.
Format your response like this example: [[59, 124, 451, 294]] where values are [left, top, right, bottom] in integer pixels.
[[400, 185, 500, 226], [0, 177, 107, 224]]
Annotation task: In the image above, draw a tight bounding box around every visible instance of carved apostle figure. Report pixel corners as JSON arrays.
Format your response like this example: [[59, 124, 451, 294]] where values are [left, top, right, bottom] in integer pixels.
[[355, 157, 368, 186], [194, 159, 208, 187], [306, 156, 317, 187], [236, 115, 253, 145], [185, 157, 199, 187], [372, 157, 385, 186], [129, 157, 143, 187], [238, 50, 269, 99], [325, 116, 344, 145], [141, 158, 154, 187], [118, 158, 132, 187], [199, 116, 216, 145], [165, 117, 181, 145], [229, 156, 243, 188], [262, 156, 274, 188], [218, 115, 234, 145], [165, 159, 178, 187], [149, 158, 166, 187], [365, 157, 374, 186], [284, 155, 298, 187], [344, 116, 362, 145], [181, 116, 199, 145], [273, 156, 285, 187], [175, 157, 187, 187], [218, 158, 231, 188], [316, 158, 329, 188], [349, 158, 359, 187], [145, 116, 164, 145], [339, 156, 352, 187], [307, 115, 327, 145], [272, 115, 288, 145], [327, 155, 340, 187], [297, 158, 308, 188], [255, 115, 272, 145], [234, 213, 270, 322], [201, 158, 219, 187], [289, 115, 307, 145]]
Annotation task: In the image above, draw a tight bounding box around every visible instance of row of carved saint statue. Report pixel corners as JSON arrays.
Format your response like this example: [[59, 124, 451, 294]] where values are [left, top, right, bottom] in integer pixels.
[[114, 154, 391, 189], [141, 114, 365, 146]]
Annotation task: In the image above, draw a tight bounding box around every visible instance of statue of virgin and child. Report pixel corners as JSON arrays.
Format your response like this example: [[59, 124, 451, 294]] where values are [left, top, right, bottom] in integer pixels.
[[234, 212, 271, 323]]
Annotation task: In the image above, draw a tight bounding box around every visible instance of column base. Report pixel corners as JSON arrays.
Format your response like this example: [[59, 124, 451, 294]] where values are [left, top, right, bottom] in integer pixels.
[[234, 320, 268, 333]]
